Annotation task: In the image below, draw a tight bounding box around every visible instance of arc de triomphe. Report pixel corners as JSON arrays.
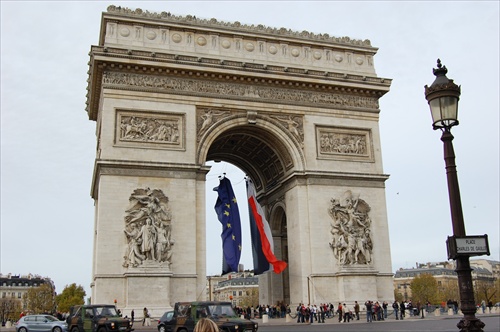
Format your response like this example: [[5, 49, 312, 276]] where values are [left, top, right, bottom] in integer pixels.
[[86, 6, 393, 315]]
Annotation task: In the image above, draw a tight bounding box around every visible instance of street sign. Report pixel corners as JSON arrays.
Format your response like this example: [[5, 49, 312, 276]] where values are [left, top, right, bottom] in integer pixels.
[[446, 234, 490, 260]]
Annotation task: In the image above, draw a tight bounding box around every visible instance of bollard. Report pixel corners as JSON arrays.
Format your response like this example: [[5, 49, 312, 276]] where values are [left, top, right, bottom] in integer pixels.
[[434, 308, 440, 316], [286, 313, 291, 323], [448, 308, 453, 315], [262, 314, 269, 323]]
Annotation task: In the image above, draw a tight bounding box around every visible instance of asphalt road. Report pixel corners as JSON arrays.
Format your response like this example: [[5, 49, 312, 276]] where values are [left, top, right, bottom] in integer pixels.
[[255, 316, 500, 332], [133, 314, 500, 332], [1, 314, 498, 332]]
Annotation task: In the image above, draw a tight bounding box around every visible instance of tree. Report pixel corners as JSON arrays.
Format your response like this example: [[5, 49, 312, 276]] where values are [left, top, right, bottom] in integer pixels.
[[23, 283, 55, 314], [438, 280, 459, 303], [393, 288, 404, 303], [239, 289, 259, 308], [56, 284, 86, 313], [0, 298, 22, 323], [410, 273, 438, 304], [474, 279, 497, 305]]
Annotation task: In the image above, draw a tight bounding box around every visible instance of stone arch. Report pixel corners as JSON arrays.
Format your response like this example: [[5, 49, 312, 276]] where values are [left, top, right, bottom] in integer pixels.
[[197, 113, 305, 191], [86, 5, 394, 315]]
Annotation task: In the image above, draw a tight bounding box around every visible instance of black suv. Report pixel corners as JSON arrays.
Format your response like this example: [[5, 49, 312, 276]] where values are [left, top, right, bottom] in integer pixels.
[[67, 305, 133, 332], [157, 301, 258, 332]]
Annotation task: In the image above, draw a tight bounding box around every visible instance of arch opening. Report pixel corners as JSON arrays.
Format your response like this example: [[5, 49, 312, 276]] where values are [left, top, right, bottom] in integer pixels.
[[204, 123, 292, 306]]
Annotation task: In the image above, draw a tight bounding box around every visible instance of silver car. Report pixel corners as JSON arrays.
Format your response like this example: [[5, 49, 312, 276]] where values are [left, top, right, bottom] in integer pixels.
[[16, 315, 68, 332]]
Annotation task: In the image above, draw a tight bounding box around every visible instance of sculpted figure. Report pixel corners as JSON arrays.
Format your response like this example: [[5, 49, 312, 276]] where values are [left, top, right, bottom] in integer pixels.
[[272, 115, 302, 141], [123, 188, 174, 267], [155, 222, 173, 263], [198, 109, 226, 136], [328, 191, 373, 265], [137, 217, 157, 261], [123, 223, 145, 267]]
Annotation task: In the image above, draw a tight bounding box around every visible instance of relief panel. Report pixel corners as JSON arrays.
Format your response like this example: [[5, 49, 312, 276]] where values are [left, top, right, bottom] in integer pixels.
[[316, 125, 374, 162], [115, 110, 185, 150]]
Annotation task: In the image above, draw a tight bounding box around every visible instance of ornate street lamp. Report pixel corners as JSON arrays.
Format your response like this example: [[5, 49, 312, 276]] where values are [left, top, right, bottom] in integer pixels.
[[424, 59, 485, 332]]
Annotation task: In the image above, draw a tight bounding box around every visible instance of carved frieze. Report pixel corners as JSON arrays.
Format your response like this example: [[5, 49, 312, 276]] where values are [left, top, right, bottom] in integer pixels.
[[316, 126, 373, 161], [115, 110, 185, 150], [103, 71, 379, 110], [123, 188, 174, 269], [328, 191, 373, 265]]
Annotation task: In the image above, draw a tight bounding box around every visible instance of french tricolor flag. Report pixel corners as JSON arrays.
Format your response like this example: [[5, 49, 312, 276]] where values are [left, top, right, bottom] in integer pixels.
[[246, 178, 287, 274]]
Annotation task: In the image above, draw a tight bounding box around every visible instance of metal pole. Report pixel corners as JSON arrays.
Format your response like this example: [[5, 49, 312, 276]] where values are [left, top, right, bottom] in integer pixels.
[[441, 130, 484, 332]]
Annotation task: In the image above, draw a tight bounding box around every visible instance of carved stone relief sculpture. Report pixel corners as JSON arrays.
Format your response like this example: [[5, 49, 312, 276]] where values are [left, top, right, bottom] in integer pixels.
[[119, 115, 180, 144], [316, 126, 373, 161], [123, 188, 174, 269], [271, 114, 304, 144], [102, 71, 380, 110], [328, 190, 373, 265], [196, 108, 230, 141], [320, 132, 366, 155]]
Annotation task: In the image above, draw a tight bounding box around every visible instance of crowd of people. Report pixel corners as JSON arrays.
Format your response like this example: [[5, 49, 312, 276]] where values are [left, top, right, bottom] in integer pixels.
[[230, 299, 435, 324]]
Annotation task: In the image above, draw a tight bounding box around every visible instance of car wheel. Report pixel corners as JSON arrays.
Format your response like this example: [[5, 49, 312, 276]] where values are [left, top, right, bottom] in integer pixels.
[[158, 325, 166, 332], [53, 327, 62, 332], [71, 327, 80, 332], [18, 328, 28, 332], [97, 327, 107, 332]]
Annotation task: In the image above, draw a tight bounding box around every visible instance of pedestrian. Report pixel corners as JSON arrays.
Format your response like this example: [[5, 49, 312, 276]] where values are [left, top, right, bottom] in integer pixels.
[[319, 305, 325, 323], [392, 301, 399, 320], [365, 300, 373, 323], [131, 309, 134, 325], [383, 301, 388, 319], [343, 303, 351, 323], [142, 307, 149, 326], [194, 318, 218, 332], [354, 301, 360, 320], [337, 303, 343, 323], [481, 300, 486, 314], [400, 301, 405, 320]]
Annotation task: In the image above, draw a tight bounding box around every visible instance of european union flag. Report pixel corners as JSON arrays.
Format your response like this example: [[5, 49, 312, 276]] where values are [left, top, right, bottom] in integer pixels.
[[214, 177, 242, 274]]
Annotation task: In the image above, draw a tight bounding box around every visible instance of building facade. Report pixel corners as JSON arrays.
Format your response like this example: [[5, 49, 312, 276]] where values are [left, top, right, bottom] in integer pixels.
[[0, 274, 55, 309], [393, 260, 497, 301], [211, 273, 258, 307]]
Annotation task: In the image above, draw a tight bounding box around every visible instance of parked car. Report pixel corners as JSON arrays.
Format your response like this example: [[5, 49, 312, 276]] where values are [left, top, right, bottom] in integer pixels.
[[157, 301, 258, 332], [16, 315, 68, 332], [66, 305, 133, 332]]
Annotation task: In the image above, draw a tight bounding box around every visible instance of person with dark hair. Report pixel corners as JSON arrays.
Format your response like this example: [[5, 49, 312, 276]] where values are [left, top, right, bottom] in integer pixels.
[[337, 303, 343, 323], [365, 300, 373, 323], [354, 301, 360, 320], [392, 301, 399, 320]]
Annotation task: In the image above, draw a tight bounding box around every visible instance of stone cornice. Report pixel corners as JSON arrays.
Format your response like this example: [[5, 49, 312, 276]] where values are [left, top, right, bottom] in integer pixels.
[[86, 46, 391, 120], [105, 5, 374, 49], [91, 159, 209, 199], [257, 170, 390, 200]]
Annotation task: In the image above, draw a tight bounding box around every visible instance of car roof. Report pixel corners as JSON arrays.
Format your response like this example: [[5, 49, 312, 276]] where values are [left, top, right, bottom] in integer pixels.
[[81, 304, 116, 307], [175, 301, 232, 305]]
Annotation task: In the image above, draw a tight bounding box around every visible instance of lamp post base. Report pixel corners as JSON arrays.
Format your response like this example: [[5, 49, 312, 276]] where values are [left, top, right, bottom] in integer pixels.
[[457, 317, 485, 332]]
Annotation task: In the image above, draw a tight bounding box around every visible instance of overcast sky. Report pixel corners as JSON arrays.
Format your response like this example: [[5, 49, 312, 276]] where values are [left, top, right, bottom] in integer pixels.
[[1, 1, 498, 299]]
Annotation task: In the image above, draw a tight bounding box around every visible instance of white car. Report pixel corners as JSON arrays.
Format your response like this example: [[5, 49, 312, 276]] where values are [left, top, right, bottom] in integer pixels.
[[16, 315, 68, 332]]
